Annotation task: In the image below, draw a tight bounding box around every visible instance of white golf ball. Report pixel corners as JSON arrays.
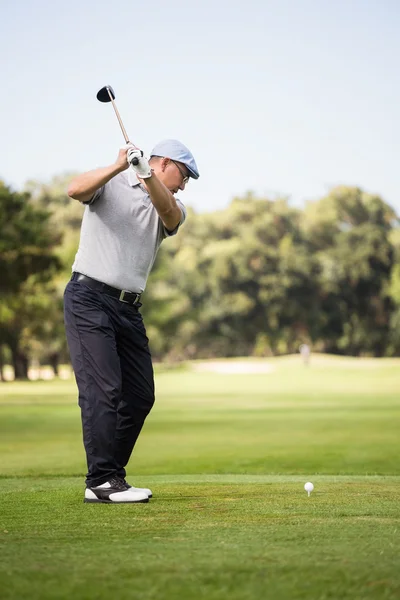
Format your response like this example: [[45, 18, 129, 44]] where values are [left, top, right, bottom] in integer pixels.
[[304, 482, 314, 493]]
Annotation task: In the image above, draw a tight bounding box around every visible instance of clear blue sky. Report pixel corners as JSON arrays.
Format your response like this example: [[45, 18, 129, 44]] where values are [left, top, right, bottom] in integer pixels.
[[1, 0, 399, 213]]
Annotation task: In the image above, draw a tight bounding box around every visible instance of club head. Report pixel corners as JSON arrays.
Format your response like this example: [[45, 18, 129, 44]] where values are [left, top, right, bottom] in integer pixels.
[[96, 86, 116, 103]]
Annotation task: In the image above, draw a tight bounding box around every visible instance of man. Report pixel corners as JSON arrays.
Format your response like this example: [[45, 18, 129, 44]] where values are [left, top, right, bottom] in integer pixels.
[[64, 139, 199, 503]]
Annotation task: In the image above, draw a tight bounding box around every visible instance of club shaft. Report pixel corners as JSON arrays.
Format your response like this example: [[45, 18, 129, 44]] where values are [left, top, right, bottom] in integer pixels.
[[107, 89, 130, 144]]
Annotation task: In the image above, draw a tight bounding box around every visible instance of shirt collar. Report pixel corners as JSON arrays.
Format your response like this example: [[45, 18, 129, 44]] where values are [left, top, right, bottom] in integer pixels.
[[127, 170, 141, 187]]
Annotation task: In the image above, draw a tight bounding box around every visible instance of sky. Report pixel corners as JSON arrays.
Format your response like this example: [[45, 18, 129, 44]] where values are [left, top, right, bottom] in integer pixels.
[[1, 0, 399, 214]]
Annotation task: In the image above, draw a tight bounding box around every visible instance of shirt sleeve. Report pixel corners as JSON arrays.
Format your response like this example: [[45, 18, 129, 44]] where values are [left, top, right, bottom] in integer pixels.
[[162, 199, 187, 237], [83, 185, 105, 206]]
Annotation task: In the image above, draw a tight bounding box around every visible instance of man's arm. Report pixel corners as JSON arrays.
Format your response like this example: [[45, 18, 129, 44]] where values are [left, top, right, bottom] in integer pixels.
[[127, 147, 182, 231], [67, 147, 129, 203], [144, 173, 182, 231]]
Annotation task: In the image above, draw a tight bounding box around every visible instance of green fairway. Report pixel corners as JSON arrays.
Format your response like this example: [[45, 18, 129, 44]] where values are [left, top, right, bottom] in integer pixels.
[[1, 355, 400, 599]]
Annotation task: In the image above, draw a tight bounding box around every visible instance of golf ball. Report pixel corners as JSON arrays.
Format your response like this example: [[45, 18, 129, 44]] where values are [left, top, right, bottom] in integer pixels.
[[304, 482, 314, 493]]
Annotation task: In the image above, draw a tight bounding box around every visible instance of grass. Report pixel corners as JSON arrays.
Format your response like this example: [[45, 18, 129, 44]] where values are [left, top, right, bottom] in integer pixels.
[[1, 354, 400, 599]]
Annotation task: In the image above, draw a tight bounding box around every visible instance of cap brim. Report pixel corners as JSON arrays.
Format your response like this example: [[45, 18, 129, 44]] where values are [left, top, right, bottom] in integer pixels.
[[186, 166, 199, 180]]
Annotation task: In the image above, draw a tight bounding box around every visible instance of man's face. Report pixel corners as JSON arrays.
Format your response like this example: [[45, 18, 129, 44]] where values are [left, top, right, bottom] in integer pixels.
[[154, 158, 190, 194]]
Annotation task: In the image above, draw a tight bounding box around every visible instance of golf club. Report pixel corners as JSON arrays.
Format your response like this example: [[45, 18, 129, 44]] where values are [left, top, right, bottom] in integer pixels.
[[96, 85, 139, 165]]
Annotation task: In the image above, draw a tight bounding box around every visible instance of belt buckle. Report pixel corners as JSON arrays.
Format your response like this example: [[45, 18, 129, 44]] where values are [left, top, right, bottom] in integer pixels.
[[119, 290, 130, 304], [119, 290, 140, 305]]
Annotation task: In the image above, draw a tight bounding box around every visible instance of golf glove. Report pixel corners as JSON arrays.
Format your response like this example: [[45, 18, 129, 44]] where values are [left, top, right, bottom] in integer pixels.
[[127, 147, 152, 179]]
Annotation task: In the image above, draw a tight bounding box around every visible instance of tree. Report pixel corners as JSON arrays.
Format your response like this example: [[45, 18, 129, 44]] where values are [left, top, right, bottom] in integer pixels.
[[21, 174, 84, 374], [0, 181, 62, 378], [144, 195, 320, 359], [303, 186, 397, 356]]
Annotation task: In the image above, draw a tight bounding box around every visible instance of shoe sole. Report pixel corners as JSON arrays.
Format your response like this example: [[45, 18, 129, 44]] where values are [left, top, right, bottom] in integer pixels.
[[84, 497, 149, 504]]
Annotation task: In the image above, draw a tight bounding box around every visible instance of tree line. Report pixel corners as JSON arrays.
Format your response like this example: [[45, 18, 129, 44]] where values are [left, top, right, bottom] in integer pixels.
[[1, 175, 399, 379]]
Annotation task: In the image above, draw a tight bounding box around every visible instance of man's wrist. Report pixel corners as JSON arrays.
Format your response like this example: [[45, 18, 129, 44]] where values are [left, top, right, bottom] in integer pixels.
[[142, 169, 155, 182]]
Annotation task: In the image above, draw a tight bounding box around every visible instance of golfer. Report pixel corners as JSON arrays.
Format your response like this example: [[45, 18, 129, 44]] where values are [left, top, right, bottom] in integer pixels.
[[64, 140, 199, 503]]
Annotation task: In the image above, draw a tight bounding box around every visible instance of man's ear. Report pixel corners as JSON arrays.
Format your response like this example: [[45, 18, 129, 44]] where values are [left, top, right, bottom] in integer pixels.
[[161, 157, 171, 173]]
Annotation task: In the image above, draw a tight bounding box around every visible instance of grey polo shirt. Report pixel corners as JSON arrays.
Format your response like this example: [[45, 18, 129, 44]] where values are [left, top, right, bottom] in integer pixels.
[[72, 170, 186, 292]]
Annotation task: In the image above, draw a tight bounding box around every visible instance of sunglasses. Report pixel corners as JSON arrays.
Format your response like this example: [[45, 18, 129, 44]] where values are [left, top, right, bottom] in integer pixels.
[[171, 160, 190, 185]]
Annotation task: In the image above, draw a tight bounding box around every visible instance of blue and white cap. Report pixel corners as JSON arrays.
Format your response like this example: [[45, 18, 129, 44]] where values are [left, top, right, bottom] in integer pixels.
[[150, 139, 200, 180]]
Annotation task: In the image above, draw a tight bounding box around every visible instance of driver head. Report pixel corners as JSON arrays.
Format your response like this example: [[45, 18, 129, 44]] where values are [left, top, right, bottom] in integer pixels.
[[96, 86, 115, 103]]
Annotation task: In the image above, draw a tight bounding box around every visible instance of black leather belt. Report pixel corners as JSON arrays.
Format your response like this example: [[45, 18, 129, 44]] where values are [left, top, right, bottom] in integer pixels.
[[73, 273, 142, 306]]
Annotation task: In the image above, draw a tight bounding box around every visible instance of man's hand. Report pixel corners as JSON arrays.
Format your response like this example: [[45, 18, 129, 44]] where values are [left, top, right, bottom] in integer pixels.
[[127, 147, 152, 179], [114, 145, 132, 172]]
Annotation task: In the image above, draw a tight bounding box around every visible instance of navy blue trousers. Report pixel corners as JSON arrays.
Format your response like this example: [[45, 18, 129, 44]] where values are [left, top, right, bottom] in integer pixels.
[[64, 275, 155, 487]]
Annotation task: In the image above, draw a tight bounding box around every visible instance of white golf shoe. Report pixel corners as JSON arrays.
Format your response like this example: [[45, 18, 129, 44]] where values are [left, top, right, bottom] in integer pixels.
[[84, 476, 149, 504], [124, 480, 153, 498]]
